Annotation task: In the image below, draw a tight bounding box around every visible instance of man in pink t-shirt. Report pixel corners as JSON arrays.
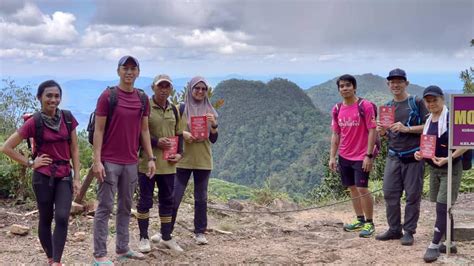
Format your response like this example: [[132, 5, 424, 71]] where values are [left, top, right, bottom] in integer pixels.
[[329, 74, 377, 238], [92, 56, 156, 264]]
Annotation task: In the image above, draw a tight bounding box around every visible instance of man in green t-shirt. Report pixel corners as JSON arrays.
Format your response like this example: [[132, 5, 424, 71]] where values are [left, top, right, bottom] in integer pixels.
[[136, 74, 184, 253]]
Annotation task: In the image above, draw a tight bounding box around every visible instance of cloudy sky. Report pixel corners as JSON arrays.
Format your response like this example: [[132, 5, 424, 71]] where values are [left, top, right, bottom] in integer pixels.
[[0, 0, 472, 82]]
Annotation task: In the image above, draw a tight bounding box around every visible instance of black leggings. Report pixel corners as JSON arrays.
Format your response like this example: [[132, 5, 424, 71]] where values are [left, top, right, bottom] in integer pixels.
[[32, 171, 72, 263], [432, 202, 454, 244]]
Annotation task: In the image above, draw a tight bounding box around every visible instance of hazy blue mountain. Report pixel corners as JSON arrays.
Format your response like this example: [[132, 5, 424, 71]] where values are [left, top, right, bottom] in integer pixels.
[[306, 73, 426, 113]]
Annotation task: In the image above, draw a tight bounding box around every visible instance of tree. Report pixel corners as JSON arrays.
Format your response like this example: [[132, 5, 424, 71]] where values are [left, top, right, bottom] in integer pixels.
[[0, 79, 38, 135], [460, 40, 474, 94]]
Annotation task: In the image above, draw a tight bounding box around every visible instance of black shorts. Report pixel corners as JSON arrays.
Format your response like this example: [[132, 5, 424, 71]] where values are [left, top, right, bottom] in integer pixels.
[[338, 155, 370, 188]]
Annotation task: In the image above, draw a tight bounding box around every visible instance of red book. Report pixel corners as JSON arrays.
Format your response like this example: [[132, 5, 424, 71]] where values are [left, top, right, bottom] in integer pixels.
[[420, 134, 437, 159], [162, 136, 178, 160], [379, 106, 395, 128], [191, 116, 208, 140]]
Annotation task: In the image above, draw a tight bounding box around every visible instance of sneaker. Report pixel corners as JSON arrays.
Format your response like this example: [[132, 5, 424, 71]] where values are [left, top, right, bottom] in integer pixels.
[[439, 243, 457, 254], [138, 238, 151, 253], [194, 233, 208, 245], [400, 232, 414, 246], [375, 230, 403, 241], [159, 238, 184, 252], [423, 247, 440, 263], [151, 233, 162, 243], [343, 219, 365, 232], [359, 223, 375, 238]]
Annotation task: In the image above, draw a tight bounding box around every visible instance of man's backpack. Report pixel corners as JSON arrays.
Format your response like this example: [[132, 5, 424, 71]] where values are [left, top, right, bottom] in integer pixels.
[[334, 97, 381, 157], [26, 110, 74, 159], [461, 150, 472, 170], [386, 95, 422, 127], [87, 86, 148, 145]]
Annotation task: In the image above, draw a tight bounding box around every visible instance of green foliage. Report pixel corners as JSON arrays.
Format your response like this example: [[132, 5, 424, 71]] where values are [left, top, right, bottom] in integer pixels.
[[77, 129, 93, 169], [207, 178, 254, 201], [307, 153, 347, 202], [460, 67, 474, 94], [212, 78, 330, 196], [460, 169, 474, 193], [0, 78, 38, 136], [0, 143, 34, 200], [251, 180, 290, 206]]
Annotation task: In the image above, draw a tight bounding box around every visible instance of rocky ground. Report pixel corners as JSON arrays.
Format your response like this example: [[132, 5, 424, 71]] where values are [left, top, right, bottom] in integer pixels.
[[0, 193, 473, 265]]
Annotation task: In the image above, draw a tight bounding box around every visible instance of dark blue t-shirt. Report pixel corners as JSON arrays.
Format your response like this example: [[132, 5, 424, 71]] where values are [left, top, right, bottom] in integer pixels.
[[425, 116, 460, 168]]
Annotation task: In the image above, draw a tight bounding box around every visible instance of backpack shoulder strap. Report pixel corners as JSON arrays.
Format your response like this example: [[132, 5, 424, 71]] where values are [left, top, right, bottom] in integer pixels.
[[385, 99, 394, 106], [170, 103, 179, 129], [32, 112, 43, 159], [137, 89, 148, 117], [61, 110, 73, 142], [170, 103, 180, 123], [108, 86, 118, 117], [357, 97, 365, 118], [407, 95, 418, 111], [333, 102, 343, 122], [179, 103, 185, 118]]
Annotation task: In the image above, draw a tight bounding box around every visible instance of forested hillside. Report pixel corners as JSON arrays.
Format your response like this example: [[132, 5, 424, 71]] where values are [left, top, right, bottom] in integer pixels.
[[211, 78, 331, 195], [306, 73, 425, 112]]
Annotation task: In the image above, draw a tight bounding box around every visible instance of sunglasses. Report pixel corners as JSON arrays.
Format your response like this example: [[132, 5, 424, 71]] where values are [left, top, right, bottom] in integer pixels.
[[193, 86, 208, 92]]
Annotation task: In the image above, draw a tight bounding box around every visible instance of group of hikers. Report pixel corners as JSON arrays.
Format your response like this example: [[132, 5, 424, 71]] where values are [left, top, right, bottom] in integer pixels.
[[0, 55, 469, 265], [331, 69, 469, 263], [1, 55, 218, 265]]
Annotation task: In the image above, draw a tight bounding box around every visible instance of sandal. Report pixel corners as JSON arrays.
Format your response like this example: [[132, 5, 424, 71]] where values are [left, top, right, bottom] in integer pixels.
[[92, 258, 114, 265]]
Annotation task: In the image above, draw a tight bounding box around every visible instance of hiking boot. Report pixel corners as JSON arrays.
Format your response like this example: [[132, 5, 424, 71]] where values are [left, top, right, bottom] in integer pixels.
[[138, 237, 151, 253], [194, 233, 208, 245], [439, 243, 457, 254], [150, 233, 162, 243], [375, 230, 403, 241], [423, 247, 440, 263], [160, 238, 184, 252], [400, 232, 414, 246], [359, 223, 375, 238], [343, 219, 365, 232]]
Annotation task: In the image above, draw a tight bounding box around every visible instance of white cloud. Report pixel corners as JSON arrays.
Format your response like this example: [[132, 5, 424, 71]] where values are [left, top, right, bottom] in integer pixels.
[[0, 48, 46, 60], [177, 28, 253, 55], [10, 2, 43, 25], [0, 3, 78, 45]]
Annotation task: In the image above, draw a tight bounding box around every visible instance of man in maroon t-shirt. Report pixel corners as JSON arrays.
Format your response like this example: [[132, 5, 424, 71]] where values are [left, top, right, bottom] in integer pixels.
[[92, 55, 156, 264]]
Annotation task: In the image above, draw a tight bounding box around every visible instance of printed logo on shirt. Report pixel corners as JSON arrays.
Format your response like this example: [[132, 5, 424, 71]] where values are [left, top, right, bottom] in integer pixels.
[[338, 114, 361, 127]]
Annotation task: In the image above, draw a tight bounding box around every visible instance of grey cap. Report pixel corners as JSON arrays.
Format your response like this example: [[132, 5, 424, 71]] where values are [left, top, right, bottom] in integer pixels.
[[423, 85, 444, 98], [118, 55, 139, 69], [387, 68, 407, 80]]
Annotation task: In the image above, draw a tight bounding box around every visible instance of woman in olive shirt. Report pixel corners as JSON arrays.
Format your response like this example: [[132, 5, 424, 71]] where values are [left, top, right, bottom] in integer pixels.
[[172, 76, 218, 245]]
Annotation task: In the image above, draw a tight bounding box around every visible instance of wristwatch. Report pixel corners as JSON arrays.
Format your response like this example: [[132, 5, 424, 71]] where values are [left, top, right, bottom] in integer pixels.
[[211, 124, 218, 129], [148, 156, 157, 162], [27, 159, 34, 168], [365, 154, 374, 159]]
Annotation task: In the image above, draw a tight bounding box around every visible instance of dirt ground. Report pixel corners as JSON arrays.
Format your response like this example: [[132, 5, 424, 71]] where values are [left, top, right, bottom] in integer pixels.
[[0, 193, 473, 265]]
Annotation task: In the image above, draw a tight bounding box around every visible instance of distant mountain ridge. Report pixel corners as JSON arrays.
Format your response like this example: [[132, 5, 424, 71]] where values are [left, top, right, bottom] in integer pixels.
[[306, 73, 426, 113], [211, 78, 330, 195]]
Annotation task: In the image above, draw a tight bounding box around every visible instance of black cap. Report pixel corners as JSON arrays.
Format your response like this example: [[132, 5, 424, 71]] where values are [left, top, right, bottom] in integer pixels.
[[387, 68, 407, 80], [423, 85, 444, 98]]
